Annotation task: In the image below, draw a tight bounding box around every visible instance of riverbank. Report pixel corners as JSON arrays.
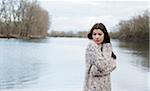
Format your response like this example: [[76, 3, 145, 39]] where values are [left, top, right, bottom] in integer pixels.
[[0, 34, 47, 39], [110, 10, 149, 42], [1, 34, 149, 42], [110, 32, 149, 42]]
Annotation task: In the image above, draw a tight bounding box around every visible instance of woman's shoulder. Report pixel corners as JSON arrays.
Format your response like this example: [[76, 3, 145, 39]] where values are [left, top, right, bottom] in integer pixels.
[[102, 43, 112, 55], [102, 43, 112, 49]]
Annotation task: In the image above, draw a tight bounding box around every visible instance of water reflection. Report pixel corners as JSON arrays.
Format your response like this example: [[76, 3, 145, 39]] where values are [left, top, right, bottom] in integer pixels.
[[0, 60, 41, 89], [118, 40, 149, 70], [18, 38, 50, 43], [0, 38, 50, 44], [0, 38, 149, 91]]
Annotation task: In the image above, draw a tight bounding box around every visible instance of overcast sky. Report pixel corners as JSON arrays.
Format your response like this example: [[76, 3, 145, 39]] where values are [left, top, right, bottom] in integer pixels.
[[38, 0, 148, 32]]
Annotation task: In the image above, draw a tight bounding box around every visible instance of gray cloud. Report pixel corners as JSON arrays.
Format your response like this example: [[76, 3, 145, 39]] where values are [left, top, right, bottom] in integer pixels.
[[39, 1, 148, 32]]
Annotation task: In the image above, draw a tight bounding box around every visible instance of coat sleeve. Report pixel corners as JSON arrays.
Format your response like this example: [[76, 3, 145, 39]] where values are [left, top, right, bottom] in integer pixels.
[[101, 43, 116, 75], [86, 43, 116, 76]]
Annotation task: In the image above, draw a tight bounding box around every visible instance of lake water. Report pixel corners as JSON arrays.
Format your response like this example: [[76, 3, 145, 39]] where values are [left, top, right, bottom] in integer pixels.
[[0, 37, 149, 91]]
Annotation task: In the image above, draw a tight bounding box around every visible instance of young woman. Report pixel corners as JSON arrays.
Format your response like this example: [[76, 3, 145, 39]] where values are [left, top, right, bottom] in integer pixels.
[[83, 23, 117, 91]]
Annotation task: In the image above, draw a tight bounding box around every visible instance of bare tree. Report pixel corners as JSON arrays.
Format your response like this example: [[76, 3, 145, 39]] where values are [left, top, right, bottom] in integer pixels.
[[112, 10, 149, 40], [0, 0, 50, 38]]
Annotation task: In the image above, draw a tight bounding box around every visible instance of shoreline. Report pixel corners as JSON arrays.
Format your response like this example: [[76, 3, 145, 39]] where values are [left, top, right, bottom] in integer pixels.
[[0, 35, 149, 42], [0, 34, 47, 39]]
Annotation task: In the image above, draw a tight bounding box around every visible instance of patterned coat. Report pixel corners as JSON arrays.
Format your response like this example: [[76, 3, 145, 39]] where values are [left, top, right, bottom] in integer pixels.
[[83, 41, 116, 91]]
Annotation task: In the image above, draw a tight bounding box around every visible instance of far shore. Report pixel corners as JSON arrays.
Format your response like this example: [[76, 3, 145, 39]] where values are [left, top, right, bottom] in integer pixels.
[[0, 34, 47, 39], [0, 34, 149, 42]]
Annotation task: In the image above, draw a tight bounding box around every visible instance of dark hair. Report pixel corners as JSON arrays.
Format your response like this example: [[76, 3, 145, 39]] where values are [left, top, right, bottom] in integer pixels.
[[88, 23, 116, 59]]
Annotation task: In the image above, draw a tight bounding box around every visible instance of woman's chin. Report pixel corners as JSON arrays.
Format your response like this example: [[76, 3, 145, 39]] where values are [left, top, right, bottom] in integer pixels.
[[96, 42, 101, 45]]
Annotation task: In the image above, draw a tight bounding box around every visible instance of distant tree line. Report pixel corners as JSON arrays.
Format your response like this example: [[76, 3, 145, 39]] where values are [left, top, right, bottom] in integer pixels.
[[48, 30, 88, 38], [110, 10, 149, 41], [0, 0, 50, 39]]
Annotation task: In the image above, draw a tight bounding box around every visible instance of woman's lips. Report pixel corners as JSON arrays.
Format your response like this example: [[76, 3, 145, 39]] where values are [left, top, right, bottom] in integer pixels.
[[96, 40, 100, 42]]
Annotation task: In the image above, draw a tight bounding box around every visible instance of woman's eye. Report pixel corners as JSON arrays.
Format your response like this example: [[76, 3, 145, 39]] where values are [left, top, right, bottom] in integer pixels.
[[98, 33, 102, 35], [93, 33, 96, 35], [93, 33, 102, 36]]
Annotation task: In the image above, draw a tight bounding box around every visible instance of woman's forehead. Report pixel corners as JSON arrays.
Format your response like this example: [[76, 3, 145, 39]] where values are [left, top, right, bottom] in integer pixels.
[[93, 29, 103, 33]]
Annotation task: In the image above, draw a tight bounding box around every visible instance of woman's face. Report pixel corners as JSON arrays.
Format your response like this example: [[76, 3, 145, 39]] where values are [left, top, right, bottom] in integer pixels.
[[92, 29, 104, 45]]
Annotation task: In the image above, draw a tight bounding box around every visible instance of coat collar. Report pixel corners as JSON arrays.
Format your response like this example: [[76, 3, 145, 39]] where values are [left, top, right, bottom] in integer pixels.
[[89, 40, 102, 48]]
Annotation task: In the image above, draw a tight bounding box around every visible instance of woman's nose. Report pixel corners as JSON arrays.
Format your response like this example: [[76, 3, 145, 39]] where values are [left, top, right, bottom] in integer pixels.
[[96, 34, 99, 38]]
